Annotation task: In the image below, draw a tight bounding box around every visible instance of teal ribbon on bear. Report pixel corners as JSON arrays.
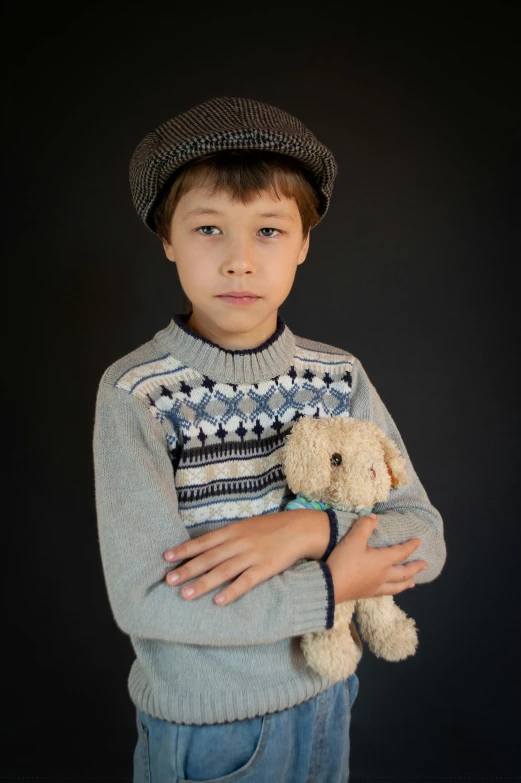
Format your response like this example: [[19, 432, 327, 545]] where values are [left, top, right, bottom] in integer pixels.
[[285, 493, 332, 512], [284, 493, 373, 518]]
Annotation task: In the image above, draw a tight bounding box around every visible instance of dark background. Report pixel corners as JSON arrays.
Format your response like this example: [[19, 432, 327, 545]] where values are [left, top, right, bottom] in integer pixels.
[[5, 2, 520, 781]]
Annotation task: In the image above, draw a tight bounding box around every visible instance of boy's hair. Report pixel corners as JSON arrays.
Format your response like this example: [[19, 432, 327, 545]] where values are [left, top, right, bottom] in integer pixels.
[[153, 148, 321, 246]]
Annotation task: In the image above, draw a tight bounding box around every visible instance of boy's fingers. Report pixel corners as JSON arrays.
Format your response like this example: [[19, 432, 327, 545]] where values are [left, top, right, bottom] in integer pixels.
[[166, 543, 238, 585], [388, 560, 428, 582], [178, 556, 251, 600], [213, 566, 266, 605], [164, 530, 227, 561], [373, 579, 417, 596], [387, 537, 422, 561], [352, 514, 379, 536], [166, 552, 215, 585]]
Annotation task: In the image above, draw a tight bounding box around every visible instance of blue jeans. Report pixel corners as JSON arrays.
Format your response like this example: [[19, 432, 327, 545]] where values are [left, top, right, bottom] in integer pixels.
[[133, 673, 359, 783]]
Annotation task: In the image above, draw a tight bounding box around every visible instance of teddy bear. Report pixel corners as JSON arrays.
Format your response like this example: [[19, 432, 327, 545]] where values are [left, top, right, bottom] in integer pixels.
[[279, 415, 419, 681]]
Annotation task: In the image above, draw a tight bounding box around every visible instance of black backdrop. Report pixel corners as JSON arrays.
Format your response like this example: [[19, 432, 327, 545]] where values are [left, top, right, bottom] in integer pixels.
[[5, 3, 520, 781]]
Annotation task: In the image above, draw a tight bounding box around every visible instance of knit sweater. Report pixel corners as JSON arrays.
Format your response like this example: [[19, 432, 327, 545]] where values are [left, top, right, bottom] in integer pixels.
[[92, 312, 446, 725]]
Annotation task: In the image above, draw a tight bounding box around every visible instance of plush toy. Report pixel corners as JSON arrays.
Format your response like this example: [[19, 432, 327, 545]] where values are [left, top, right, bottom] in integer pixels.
[[279, 415, 419, 681]]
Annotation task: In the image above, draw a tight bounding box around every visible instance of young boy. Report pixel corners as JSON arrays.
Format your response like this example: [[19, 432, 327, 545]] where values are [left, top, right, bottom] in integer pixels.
[[92, 96, 446, 783]]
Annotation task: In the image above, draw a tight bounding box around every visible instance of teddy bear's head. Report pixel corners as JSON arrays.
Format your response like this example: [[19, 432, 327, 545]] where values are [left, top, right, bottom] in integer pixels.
[[280, 416, 408, 512]]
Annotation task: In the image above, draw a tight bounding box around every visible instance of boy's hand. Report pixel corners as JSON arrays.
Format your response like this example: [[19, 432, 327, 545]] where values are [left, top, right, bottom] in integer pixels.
[[326, 514, 429, 603], [162, 509, 329, 605]]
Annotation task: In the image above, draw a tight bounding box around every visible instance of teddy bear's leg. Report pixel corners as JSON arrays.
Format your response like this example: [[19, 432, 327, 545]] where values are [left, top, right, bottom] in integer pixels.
[[355, 596, 418, 661], [301, 601, 359, 681]]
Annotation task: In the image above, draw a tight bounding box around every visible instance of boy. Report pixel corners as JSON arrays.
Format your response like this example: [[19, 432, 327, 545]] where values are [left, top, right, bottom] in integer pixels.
[[92, 96, 446, 782]]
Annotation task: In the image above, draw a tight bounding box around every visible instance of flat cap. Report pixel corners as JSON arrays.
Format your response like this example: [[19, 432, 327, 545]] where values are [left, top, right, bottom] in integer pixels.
[[129, 96, 338, 234]]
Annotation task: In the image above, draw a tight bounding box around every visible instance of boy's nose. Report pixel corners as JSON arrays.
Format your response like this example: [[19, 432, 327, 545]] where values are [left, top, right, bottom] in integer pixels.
[[224, 263, 255, 275], [222, 249, 257, 275]]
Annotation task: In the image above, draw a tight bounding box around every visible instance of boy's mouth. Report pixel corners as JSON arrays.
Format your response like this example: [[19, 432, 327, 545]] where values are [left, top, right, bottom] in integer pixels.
[[217, 291, 262, 305]]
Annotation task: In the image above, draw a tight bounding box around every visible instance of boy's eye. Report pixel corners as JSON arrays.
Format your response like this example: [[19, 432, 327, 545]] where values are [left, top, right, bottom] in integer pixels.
[[197, 225, 220, 235], [195, 226, 282, 238], [258, 227, 282, 238]]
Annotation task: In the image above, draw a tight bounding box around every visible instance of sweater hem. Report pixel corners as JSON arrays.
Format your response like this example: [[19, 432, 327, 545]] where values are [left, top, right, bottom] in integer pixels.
[[128, 662, 342, 725]]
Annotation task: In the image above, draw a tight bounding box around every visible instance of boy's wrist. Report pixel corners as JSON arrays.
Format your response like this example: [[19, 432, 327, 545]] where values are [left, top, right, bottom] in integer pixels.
[[292, 509, 335, 560]]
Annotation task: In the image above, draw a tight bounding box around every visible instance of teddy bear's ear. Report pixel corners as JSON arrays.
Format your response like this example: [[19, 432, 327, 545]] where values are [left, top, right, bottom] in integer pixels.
[[281, 418, 332, 496], [378, 432, 408, 488]]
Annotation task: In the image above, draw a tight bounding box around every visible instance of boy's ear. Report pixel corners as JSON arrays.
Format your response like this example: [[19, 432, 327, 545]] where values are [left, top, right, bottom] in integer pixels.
[[162, 238, 175, 262], [297, 231, 310, 265]]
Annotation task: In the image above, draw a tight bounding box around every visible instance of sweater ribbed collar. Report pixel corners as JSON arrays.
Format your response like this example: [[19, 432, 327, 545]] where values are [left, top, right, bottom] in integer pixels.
[[154, 312, 296, 385]]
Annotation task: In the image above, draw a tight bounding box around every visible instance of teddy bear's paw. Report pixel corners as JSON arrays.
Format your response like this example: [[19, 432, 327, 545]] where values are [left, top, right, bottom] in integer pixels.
[[365, 615, 419, 661], [301, 633, 359, 680]]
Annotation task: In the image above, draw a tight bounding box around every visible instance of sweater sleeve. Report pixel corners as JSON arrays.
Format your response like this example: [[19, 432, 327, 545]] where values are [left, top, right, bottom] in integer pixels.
[[92, 372, 335, 646], [327, 357, 447, 584]]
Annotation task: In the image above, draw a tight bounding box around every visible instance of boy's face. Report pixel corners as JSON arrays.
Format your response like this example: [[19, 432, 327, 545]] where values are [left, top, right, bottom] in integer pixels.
[[162, 185, 310, 350]]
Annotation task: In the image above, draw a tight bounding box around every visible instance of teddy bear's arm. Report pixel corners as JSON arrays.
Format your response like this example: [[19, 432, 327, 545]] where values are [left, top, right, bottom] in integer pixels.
[[333, 357, 447, 584]]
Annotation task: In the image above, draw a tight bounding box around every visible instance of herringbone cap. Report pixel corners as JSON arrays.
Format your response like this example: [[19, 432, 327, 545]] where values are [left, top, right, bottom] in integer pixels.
[[129, 96, 338, 234]]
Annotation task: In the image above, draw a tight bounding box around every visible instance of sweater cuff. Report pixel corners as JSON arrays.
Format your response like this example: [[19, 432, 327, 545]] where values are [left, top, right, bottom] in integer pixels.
[[318, 560, 335, 629], [332, 507, 360, 540], [320, 507, 339, 561], [286, 560, 336, 634]]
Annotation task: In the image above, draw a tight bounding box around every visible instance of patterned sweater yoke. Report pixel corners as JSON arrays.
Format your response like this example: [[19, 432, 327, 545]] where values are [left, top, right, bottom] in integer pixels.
[[92, 312, 446, 725]]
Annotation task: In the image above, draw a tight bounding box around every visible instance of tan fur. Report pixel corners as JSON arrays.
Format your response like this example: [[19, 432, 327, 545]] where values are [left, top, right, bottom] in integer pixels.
[[280, 416, 418, 681]]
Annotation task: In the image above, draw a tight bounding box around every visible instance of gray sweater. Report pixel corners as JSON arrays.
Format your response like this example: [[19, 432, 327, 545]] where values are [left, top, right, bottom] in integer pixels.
[[92, 312, 446, 725]]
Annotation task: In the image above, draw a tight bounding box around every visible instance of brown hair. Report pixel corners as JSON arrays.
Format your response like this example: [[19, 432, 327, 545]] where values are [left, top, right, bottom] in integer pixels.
[[153, 149, 321, 314], [154, 149, 321, 242]]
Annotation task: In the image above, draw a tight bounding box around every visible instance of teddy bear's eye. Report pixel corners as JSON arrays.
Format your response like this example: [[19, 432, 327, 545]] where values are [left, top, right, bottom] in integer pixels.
[[330, 452, 343, 466]]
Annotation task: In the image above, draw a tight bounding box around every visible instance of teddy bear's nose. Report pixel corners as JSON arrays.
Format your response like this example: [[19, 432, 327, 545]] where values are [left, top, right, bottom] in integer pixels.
[[331, 452, 343, 466]]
